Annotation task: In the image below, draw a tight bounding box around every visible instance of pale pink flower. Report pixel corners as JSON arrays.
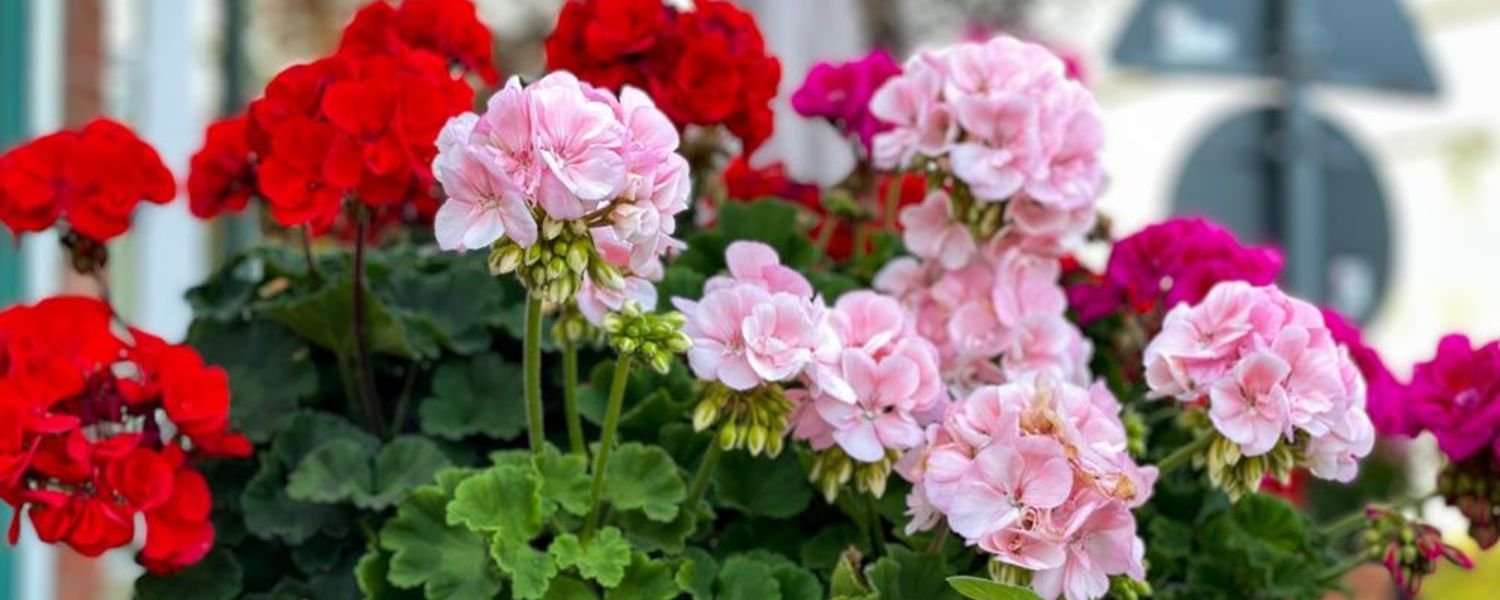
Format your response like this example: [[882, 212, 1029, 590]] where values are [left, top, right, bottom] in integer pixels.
[[946, 437, 1072, 540], [471, 78, 543, 193], [1029, 497, 1146, 600], [576, 276, 658, 326], [432, 144, 537, 251], [949, 96, 1040, 200], [811, 350, 929, 461], [742, 293, 831, 383], [676, 283, 770, 390], [900, 190, 977, 269], [707, 241, 815, 298], [528, 72, 627, 219], [869, 52, 956, 169], [1145, 281, 1375, 479], [1004, 194, 1097, 256], [828, 291, 908, 352], [1025, 84, 1104, 210], [1002, 315, 1093, 385], [1208, 351, 1293, 456]]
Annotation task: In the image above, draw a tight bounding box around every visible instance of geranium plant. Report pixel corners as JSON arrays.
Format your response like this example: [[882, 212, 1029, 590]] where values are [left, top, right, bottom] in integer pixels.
[[0, 1, 1485, 599]]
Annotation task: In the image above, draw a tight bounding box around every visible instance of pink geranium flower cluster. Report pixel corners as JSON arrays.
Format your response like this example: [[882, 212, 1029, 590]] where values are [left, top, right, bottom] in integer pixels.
[[871, 35, 1103, 255], [789, 291, 947, 462], [876, 239, 1091, 391], [898, 377, 1156, 600], [676, 243, 950, 465], [1067, 217, 1284, 324], [432, 71, 690, 300], [674, 242, 840, 391], [1143, 281, 1374, 482]]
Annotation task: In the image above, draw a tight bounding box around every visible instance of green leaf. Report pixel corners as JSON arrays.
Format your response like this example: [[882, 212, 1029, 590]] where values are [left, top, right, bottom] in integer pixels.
[[240, 460, 349, 544], [617, 506, 697, 554], [534, 445, 592, 517], [419, 353, 527, 441], [542, 576, 600, 600], [355, 547, 423, 600], [718, 199, 801, 247], [867, 547, 963, 600], [807, 271, 862, 302], [363, 436, 452, 509], [262, 273, 430, 359], [946, 577, 1043, 600], [447, 464, 546, 542], [716, 554, 781, 600], [135, 549, 242, 600], [548, 528, 633, 587], [286, 438, 374, 504], [188, 317, 318, 442], [602, 443, 686, 522], [606, 553, 681, 600], [378, 254, 509, 355], [712, 448, 811, 518], [271, 411, 379, 470], [492, 536, 558, 600], [380, 485, 504, 600], [676, 548, 718, 600]]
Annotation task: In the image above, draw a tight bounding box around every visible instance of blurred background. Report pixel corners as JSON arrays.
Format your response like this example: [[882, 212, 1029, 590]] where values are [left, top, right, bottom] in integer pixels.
[[1, 0, 1497, 597]]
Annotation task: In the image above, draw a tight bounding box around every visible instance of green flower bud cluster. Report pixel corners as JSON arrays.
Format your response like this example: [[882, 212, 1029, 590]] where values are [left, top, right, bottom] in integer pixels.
[[692, 382, 792, 458], [551, 308, 602, 348], [1361, 506, 1473, 596], [807, 446, 899, 503], [986, 560, 1032, 587], [600, 304, 691, 375], [1108, 575, 1153, 600], [947, 185, 1006, 241], [489, 216, 625, 305], [1203, 434, 1297, 502]]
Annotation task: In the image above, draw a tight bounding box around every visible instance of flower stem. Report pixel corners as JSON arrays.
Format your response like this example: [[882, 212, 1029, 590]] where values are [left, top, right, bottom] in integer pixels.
[[865, 494, 888, 557], [562, 339, 586, 457], [300, 224, 322, 285], [1317, 553, 1371, 583], [582, 355, 632, 540], [1322, 493, 1437, 539], [389, 364, 419, 439], [523, 294, 546, 454], [924, 523, 950, 555], [350, 209, 386, 437], [1156, 433, 1213, 475], [883, 171, 904, 230], [685, 434, 725, 511], [813, 215, 838, 256]]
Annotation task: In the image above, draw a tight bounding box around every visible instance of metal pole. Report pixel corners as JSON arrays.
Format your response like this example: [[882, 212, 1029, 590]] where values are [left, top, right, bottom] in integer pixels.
[[1277, 0, 1324, 300]]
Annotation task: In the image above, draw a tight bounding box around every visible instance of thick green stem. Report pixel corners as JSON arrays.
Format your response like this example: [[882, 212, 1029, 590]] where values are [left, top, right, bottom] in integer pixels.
[[1156, 433, 1213, 475], [300, 224, 322, 285], [562, 340, 586, 457], [582, 355, 632, 539], [1321, 493, 1437, 539], [523, 295, 546, 453], [685, 435, 725, 510]]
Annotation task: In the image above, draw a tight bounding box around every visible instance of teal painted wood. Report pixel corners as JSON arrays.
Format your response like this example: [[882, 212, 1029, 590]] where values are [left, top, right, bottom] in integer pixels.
[[0, 0, 30, 594]]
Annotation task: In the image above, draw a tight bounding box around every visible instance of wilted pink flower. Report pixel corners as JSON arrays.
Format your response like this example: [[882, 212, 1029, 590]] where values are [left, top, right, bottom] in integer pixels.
[[792, 49, 903, 154]]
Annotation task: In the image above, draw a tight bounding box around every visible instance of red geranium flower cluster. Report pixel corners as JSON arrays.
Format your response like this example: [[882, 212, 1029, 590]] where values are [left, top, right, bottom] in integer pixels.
[[198, 0, 491, 232], [187, 115, 257, 219], [546, 0, 782, 152], [340, 0, 500, 85], [0, 297, 249, 573], [0, 119, 174, 242]]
